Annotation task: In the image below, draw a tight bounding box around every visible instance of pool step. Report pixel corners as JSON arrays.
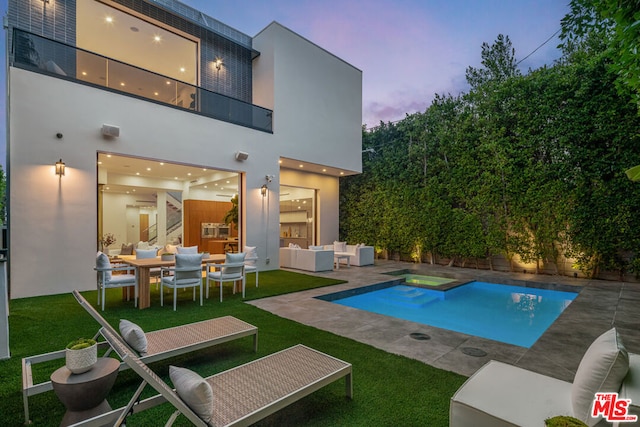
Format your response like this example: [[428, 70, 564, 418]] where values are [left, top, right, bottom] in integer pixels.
[[380, 287, 443, 308]]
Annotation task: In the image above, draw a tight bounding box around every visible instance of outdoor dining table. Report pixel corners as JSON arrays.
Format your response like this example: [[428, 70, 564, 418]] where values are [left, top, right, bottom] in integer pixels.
[[120, 254, 226, 309]]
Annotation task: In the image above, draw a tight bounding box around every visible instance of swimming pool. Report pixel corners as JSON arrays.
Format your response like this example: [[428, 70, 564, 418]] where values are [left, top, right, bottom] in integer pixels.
[[317, 281, 578, 348], [400, 274, 456, 286]]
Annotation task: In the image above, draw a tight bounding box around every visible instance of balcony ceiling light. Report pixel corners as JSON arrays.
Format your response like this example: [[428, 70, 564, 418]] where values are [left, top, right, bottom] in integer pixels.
[[105, 16, 113, 23]]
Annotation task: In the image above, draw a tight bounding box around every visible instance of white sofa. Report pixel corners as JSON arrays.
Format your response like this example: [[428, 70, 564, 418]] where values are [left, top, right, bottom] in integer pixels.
[[450, 328, 640, 427], [324, 244, 374, 266], [279, 247, 334, 272]]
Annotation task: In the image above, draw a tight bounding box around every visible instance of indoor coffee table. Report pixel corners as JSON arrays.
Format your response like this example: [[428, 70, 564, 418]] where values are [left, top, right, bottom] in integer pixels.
[[50, 357, 119, 426]]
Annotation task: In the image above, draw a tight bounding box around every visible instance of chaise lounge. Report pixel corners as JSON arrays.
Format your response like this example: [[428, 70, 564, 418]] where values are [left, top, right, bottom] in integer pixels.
[[450, 328, 640, 427], [21, 290, 258, 424], [88, 327, 353, 426]]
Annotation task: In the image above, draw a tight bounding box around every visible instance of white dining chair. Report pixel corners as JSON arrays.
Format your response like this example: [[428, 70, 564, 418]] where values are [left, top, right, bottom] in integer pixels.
[[95, 252, 138, 311], [244, 245, 259, 287], [206, 252, 246, 302], [160, 254, 204, 311]]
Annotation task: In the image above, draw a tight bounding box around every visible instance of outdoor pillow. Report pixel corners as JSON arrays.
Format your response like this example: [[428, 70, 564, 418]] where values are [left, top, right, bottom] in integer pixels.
[[169, 365, 213, 423], [334, 241, 347, 252], [177, 245, 199, 254], [135, 248, 157, 259], [119, 319, 148, 356], [244, 245, 257, 259], [165, 244, 179, 254], [174, 254, 203, 281], [571, 327, 629, 425], [96, 252, 112, 281], [120, 243, 134, 255], [309, 245, 324, 250]]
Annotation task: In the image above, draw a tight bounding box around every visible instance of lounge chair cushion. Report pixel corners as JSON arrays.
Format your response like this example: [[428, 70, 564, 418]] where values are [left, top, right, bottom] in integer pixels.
[[120, 243, 135, 255], [223, 252, 245, 275], [571, 327, 629, 425], [119, 319, 148, 356], [170, 366, 213, 423], [333, 241, 347, 252]]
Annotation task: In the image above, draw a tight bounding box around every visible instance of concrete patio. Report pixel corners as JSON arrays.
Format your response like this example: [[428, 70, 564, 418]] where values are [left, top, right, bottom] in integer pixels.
[[248, 260, 640, 381]]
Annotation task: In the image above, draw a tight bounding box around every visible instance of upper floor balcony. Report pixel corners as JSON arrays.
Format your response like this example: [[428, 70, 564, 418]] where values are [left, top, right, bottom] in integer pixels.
[[11, 29, 273, 133]]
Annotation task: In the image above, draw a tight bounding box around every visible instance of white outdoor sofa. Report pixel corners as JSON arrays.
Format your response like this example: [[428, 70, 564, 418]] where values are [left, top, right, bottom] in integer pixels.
[[450, 328, 640, 427], [324, 244, 374, 267], [279, 247, 334, 272]]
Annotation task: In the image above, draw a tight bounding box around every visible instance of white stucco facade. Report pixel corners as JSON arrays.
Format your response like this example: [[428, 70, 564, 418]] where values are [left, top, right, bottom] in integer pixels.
[[7, 5, 361, 299]]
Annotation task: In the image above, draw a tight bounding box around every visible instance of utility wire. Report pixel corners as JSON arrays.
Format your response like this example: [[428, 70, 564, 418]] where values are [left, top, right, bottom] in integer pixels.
[[516, 28, 562, 66]]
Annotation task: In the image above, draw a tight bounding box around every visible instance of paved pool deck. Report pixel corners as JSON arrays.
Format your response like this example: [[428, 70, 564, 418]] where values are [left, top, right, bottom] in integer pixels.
[[247, 260, 640, 381]]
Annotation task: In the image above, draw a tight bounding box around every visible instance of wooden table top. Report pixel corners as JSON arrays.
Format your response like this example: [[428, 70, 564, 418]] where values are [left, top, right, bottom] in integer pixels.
[[120, 254, 226, 268]]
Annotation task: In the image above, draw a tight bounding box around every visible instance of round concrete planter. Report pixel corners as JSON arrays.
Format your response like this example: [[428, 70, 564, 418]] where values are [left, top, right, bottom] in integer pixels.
[[65, 342, 98, 374], [161, 253, 175, 261]]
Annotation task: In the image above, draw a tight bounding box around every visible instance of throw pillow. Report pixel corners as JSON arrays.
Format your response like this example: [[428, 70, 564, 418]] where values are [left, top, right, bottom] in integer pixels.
[[119, 319, 148, 356], [244, 246, 257, 259], [96, 252, 112, 281], [165, 244, 178, 254], [571, 328, 629, 425], [309, 245, 324, 250], [174, 254, 203, 281], [120, 243, 134, 255], [333, 241, 347, 252], [135, 248, 158, 259], [169, 366, 213, 423]]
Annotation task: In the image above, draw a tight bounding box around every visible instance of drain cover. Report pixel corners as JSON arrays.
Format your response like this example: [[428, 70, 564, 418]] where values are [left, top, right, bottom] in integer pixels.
[[461, 347, 487, 357], [409, 332, 431, 341]]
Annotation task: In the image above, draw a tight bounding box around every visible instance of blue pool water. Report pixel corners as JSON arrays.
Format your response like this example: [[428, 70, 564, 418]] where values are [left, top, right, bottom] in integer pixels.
[[324, 282, 577, 348]]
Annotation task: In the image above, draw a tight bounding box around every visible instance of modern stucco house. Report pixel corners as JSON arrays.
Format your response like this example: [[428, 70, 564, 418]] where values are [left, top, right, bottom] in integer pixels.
[[5, 0, 362, 298]]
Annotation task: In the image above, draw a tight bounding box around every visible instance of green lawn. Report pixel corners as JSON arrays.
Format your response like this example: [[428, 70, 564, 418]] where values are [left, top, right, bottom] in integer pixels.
[[1, 270, 466, 426]]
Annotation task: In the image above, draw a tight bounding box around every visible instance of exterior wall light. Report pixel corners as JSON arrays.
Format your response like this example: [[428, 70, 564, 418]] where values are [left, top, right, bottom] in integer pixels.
[[261, 184, 268, 197], [213, 58, 223, 70], [55, 159, 65, 176]]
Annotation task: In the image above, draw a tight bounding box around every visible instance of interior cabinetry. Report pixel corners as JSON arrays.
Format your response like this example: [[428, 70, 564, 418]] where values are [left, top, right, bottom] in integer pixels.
[[183, 200, 235, 253], [280, 211, 311, 248]]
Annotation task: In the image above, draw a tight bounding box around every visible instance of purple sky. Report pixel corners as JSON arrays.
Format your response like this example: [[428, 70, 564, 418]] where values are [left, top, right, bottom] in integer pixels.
[[0, 0, 570, 167]]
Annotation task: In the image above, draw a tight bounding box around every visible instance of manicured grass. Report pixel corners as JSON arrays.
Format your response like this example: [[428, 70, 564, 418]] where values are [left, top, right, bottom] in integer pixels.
[[1, 270, 466, 426]]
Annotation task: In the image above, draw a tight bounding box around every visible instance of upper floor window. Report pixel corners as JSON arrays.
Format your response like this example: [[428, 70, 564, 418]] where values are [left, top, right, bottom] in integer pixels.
[[77, 0, 198, 86]]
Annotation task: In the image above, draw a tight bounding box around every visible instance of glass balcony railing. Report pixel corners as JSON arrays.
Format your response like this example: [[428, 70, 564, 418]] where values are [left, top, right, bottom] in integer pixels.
[[11, 29, 273, 133]]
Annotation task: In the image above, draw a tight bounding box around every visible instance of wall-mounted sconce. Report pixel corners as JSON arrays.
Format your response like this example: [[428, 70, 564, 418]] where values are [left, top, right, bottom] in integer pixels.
[[261, 184, 268, 197], [235, 151, 249, 161], [213, 58, 223, 70], [55, 159, 65, 176]]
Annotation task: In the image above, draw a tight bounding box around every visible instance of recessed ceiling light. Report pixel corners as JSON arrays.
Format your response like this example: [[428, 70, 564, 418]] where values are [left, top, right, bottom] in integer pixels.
[[322, 168, 327, 172], [187, 173, 191, 176], [180, 67, 185, 73], [174, 177, 178, 180], [154, 92, 159, 96], [154, 35, 161, 42], [105, 16, 113, 23], [202, 168, 207, 171], [340, 172, 344, 175], [160, 162, 164, 166], [132, 189, 136, 192], [166, 81, 171, 85], [120, 82, 125, 86], [204, 185, 208, 188], [105, 186, 110, 190], [279, 160, 282, 164], [81, 71, 87, 76], [136, 172, 140, 175], [146, 167, 151, 171], [97, 161, 102, 165], [299, 164, 304, 168], [226, 180, 230, 184], [106, 154, 112, 158]]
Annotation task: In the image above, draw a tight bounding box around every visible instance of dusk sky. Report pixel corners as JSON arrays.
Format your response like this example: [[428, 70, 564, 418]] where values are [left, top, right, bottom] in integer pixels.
[[0, 0, 570, 166]]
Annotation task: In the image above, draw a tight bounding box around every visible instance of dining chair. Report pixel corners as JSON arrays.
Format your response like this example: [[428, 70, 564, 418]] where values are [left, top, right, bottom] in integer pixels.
[[206, 252, 246, 302], [244, 245, 259, 287], [95, 252, 138, 311], [160, 253, 204, 311]]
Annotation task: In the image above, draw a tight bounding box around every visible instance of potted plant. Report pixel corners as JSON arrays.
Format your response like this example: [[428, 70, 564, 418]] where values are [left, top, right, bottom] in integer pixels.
[[544, 416, 587, 427], [161, 252, 175, 261], [223, 194, 238, 229], [65, 338, 98, 374]]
